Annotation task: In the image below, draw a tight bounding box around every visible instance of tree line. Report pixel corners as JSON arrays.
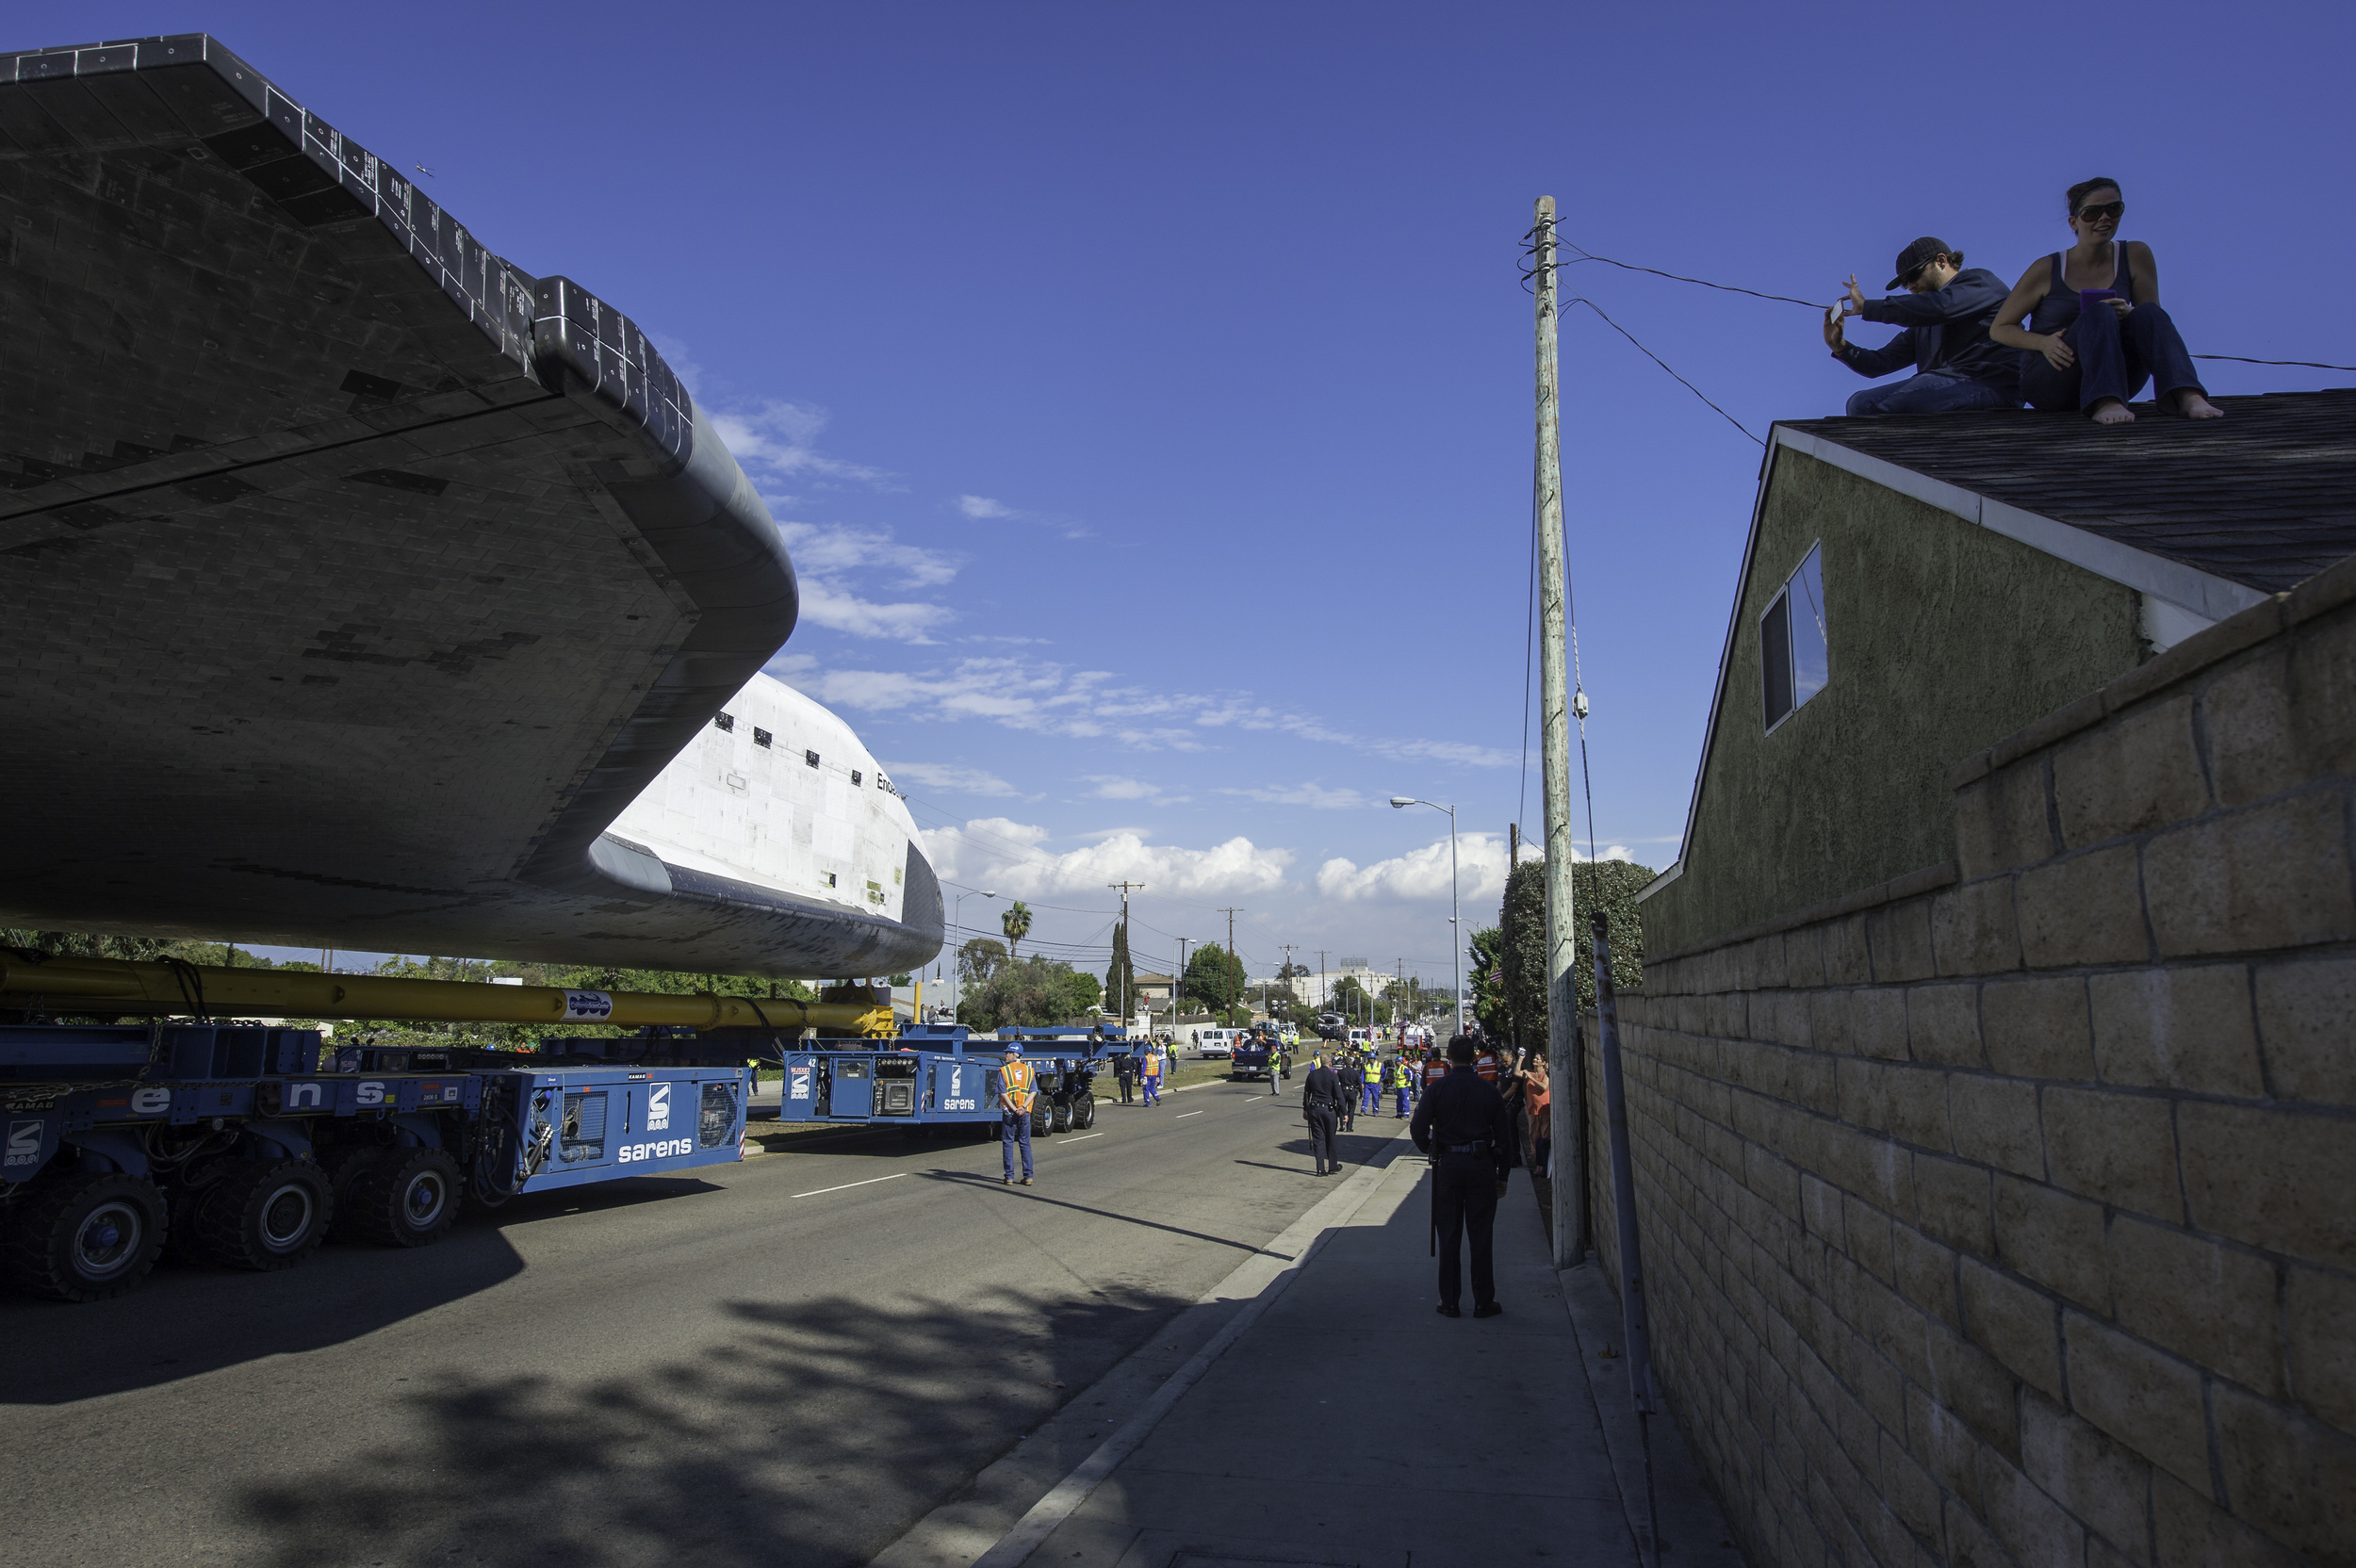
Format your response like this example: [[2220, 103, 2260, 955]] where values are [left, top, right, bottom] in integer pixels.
[[1464, 857, 1652, 1048]]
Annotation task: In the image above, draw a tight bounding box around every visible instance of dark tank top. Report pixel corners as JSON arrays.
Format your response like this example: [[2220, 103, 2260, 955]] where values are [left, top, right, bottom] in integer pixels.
[[2029, 248, 2137, 335]]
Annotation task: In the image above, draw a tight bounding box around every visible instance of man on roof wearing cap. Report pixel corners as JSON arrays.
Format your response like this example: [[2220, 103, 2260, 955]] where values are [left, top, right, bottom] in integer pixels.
[[998, 1044, 1038, 1186], [1823, 237, 2021, 417]]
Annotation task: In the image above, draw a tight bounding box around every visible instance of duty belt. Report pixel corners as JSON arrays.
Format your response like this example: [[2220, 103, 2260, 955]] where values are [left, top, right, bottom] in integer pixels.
[[1438, 1139, 1493, 1155]]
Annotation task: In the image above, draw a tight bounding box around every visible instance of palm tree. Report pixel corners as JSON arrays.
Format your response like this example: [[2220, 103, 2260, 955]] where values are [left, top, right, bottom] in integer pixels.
[[1001, 900, 1034, 959]]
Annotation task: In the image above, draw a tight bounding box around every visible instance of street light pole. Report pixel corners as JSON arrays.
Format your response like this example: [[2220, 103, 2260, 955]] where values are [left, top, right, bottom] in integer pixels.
[[948, 888, 999, 1023], [1389, 796, 1462, 1035]]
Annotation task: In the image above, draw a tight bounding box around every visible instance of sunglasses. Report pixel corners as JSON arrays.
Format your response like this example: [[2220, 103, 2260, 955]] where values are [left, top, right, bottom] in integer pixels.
[[2075, 201, 2125, 221]]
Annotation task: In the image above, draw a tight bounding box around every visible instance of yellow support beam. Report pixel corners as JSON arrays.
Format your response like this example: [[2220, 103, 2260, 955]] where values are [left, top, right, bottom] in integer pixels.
[[0, 954, 892, 1036]]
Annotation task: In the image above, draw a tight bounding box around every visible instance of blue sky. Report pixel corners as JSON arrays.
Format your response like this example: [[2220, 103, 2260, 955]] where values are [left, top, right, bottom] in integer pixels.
[[48, 0, 2350, 988]]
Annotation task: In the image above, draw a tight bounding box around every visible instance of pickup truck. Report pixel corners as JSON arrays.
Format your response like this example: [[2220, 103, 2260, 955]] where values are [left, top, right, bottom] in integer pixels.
[[1231, 1034, 1276, 1081]]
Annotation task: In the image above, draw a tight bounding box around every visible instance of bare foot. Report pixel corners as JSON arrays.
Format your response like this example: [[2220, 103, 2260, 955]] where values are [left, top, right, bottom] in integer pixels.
[[2172, 391, 2225, 419], [2090, 399, 2135, 425]]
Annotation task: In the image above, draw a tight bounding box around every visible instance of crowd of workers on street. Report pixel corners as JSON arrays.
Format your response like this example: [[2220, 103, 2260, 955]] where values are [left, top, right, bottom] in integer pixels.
[[988, 1014, 1556, 1320]]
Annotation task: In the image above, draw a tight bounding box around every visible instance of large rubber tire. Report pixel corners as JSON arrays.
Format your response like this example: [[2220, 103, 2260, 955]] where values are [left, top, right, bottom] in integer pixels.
[[1073, 1092, 1096, 1130], [1030, 1102, 1053, 1138], [343, 1147, 460, 1249], [163, 1156, 237, 1265], [1, 1170, 168, 1302], [320, 1146, 386, 1242], [1049, 1098, 1072, 1135], [190, 1158, 333, 1271]]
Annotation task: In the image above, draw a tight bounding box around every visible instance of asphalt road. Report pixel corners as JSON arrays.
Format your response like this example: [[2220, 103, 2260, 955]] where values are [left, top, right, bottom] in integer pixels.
[[0, 1079, 1407, 1568]]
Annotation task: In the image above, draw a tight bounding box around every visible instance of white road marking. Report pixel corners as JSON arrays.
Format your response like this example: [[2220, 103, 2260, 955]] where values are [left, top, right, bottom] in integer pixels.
[[793, 1172, 911, 1199], [1174, 1110, 1204, 1119], [1062, 1133, 1104, 1142]]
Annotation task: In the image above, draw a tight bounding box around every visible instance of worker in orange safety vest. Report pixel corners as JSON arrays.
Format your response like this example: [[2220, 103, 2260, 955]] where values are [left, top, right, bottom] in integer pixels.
[[999, 1044, 1038, 1185]]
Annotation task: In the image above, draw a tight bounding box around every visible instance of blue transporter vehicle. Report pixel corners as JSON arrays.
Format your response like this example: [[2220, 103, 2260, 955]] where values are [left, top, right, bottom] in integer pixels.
[[771, 1023, 1122, 1139], [0, 1021, 748, 1302]]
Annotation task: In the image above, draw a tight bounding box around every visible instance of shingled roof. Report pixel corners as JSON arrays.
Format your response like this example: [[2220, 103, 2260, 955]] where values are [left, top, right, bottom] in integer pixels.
[[1775, 388, 2356, 596]]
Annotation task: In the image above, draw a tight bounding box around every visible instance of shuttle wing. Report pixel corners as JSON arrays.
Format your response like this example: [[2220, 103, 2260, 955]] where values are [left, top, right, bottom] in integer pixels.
[[0, 37, 941, 978]]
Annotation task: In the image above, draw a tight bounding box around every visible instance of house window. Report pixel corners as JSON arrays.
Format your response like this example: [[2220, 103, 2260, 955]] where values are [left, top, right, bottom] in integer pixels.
[[713, 711, 734, 733], [1761, 544, 1828, 732], [753, 727, 773, 748]]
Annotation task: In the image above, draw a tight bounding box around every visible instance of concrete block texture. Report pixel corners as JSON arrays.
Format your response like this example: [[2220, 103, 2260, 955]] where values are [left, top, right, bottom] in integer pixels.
[[2063, 1312, 2214, 1496], [2252, 956, 2356, 1104], [2087, 966, 2266, 1097], [2017, 844, 2153, 968], [1577, 590, 2356, 1568], [2178, 1102, 2356, 1271], [2053, 694, 2209, 847], [2142, 791, 2356, 958], [1955, 759, 2055, 879]]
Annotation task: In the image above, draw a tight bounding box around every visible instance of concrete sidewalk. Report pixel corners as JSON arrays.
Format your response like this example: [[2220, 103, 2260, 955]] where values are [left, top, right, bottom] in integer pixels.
[[919, 1125, 1746, 1568]]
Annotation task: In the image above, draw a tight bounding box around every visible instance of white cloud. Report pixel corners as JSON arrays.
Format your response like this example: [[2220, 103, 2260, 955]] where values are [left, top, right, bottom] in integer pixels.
[[952, 493, 1090, 539], [1317, 833, 1633, 903], [778, 522, 959, 588], [924, 817, 1293, 899], [709, 400, 892, 486], [794, 580, 956, 642], [881, 760, 1021, 797], [1083, 776, 1188, 803], [765, 522, 961, 643], [770, 649, 1509, 764], [1220, 783, 1370, 809]]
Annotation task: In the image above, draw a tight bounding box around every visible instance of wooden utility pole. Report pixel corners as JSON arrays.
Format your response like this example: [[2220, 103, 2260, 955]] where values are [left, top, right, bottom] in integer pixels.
[[1108, 881, 1143, 1018], [1534, 195, 1586, 1266], [1220, 906, 1243, 1017]]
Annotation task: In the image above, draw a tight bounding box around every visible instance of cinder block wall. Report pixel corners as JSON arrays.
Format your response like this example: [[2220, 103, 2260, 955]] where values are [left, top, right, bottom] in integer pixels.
[[1586, 559, 2356, 1568]]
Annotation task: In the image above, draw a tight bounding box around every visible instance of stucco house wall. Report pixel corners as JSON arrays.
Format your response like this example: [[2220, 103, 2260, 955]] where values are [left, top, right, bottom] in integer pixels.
[[1645, 449, 2143, 956]]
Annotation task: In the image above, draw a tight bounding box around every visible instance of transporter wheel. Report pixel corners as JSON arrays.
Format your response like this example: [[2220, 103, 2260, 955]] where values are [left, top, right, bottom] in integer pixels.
[[344, 1148, 460, 1249], [320, 1146, 386, 1241], [1073, 1092, 1096, 1130], [1030, 1102, 1053, 1138], [1, 1170, 168, 1302], [192, 1158, 333, 1272], [1049, 1098, 1072, 1135], [163, 1156, 237, 1264]]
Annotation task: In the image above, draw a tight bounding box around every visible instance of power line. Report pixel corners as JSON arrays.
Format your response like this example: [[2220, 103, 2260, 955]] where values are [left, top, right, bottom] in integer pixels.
[[2192, 353, 2356, 371], [1566, 296, 1764, 445], [1562, 244, 1824, 309]]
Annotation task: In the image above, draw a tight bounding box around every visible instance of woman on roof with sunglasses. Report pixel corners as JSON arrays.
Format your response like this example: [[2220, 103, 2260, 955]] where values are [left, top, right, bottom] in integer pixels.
[[1990, 176, 2223, 425]]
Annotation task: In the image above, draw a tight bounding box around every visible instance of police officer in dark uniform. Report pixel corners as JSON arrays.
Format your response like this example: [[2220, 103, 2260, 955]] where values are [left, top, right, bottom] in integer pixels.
[[1410, 1033, 1513, 1317], [1336, 1052, 1362, 1132], [1301, 1054, 1344, 1176]]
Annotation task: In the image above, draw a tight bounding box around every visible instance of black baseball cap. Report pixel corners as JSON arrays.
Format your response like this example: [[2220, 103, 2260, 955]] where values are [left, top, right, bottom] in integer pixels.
[[1888, 237, 1957, 289]]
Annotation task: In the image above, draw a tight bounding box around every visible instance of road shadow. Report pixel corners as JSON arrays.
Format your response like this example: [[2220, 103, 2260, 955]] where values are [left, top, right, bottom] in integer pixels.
[[223, 1280, 1203, 1568], [0, 1175, 726, 1403]]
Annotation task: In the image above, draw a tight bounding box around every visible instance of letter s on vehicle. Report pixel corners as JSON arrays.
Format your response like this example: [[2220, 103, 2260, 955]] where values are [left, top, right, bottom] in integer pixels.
[[357, 1081, 385, 1106]]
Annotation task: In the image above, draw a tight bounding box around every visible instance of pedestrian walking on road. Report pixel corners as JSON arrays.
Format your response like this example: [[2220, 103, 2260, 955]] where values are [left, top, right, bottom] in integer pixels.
[[1302, 1054, 1344, 1176], [1410, 1035, 1513, 1318], [1141, 1045, 1163, 1107], [1115, 1052, 1136, 1104], [999, 1045, 1038, 1186], [1336, 1054, 1361, 1132]]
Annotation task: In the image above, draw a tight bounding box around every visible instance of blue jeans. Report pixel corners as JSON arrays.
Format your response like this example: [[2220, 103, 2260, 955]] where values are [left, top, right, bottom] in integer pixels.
[[1142, 1075, 1160, 1105], [1845, 370, 2015, 417], [2021, 301, 2205, 414], [1002, 1111, 1033, 1179]]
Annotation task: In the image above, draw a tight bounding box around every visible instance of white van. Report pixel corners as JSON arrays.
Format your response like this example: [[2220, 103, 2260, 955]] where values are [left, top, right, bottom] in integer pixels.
[[1195, 1028, 1242, 1060]]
